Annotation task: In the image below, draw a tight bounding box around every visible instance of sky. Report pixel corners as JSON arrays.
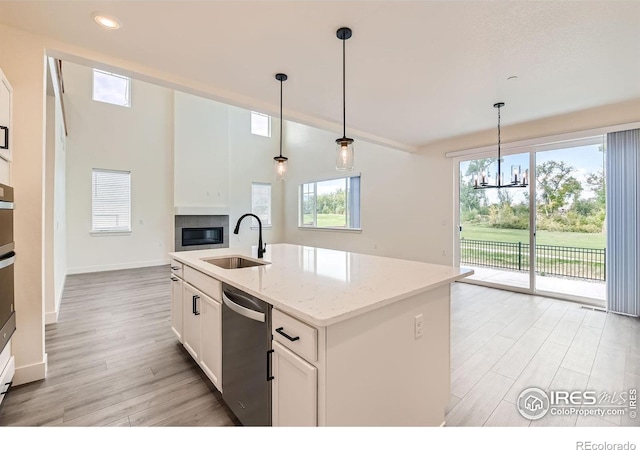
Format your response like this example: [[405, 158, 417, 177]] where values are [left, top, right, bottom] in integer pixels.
[[460, 142, 605, 204], [316, 177, 348, 195]]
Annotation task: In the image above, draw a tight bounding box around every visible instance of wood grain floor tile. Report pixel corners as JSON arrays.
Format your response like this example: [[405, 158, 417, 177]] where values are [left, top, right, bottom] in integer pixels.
[[0, 266, 237, 427]]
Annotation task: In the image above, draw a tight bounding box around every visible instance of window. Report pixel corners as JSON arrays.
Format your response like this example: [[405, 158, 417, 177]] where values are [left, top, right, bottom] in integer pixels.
[[92, 169, 131, 232], [92, 69, 131, 107], [299, 176, 361, 229], [250, 111, 271, 137], [251, 182, 272, 227]]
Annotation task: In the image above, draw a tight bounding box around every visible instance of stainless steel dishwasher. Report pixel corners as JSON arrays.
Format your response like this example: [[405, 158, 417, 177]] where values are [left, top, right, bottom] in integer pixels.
[[222, 283, 272, 426]]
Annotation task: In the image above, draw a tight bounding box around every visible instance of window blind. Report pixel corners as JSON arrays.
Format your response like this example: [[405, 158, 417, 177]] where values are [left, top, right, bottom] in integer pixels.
[[606, 128, 640, 316], [92, 169, 131, 232]]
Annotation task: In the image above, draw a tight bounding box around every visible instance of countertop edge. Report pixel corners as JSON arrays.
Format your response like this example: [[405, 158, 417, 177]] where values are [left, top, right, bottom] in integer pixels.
[[169, 248, 473, 327]]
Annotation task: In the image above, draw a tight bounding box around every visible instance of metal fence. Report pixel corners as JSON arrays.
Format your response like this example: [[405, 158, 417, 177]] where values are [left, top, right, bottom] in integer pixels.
[[460, 239, 606, 281]]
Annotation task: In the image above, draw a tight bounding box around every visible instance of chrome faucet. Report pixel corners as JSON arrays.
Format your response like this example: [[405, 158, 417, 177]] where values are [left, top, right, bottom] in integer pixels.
[[233, 213, 266, 259]]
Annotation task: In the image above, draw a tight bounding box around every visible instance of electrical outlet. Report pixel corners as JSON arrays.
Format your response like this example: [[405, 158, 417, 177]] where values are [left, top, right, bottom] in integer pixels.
[[414, 314, 424, 339], [442, 249, 446, 256]]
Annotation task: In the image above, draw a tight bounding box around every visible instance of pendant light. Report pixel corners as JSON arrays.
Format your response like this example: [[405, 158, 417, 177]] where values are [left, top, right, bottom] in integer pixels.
[[474, 102, 528, 189], [273, 73, 288, 181], [335, 27, 354, 171]]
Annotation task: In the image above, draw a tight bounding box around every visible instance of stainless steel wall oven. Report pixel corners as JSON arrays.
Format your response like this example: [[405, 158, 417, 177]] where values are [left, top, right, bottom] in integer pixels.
[[0, 183, 16, 354]]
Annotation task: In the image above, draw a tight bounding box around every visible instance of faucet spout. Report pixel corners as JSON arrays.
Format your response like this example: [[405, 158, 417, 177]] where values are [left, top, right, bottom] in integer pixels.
[[233, 213, 266, 259]]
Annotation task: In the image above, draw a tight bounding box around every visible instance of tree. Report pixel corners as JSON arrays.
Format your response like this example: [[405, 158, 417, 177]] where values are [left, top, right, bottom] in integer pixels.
[[497, 188, 513, 206], [459, 159, 495, 212], [536, 161, 582, 217]]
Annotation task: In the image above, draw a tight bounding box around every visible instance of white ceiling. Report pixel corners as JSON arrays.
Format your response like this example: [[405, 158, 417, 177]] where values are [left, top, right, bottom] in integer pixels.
[[1, 1, 639, 151]]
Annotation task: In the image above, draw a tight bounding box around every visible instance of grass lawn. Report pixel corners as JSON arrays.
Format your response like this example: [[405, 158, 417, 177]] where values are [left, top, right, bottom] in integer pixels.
[[302, 213, 347, 227], [461, 224, 606, 249]]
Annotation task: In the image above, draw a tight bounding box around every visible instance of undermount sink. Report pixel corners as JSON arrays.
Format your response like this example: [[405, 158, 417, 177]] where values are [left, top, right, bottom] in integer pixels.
[[203, 256, 269, 270]]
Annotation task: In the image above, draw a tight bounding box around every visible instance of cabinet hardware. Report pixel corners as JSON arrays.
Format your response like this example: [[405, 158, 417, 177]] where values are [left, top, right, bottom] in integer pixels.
[[1, 381, 12, 395], [171, 277, 178, 282], [0, 126, 8, 150], [171, 266, 180, 271], [267, 349, 274, 381], [193, 295, 200, 315], [275, 327, 300, 342]]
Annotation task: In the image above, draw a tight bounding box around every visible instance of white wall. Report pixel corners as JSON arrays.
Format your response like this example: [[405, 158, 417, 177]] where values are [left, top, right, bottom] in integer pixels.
[[43, 67, 67, 324], [0, 158, 8, 184], [283, 122, 454, 265], [53, 85, 67, 312], [65, 62, 174, 273], [0, 25, 47, 385], [44, 94, 56, 323], [174, 92, 229, 208], [227, 105, 285, 249], [173, 91, 285, 250]]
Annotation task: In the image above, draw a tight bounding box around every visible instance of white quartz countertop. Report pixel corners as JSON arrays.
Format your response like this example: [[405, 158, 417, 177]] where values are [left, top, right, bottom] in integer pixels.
[[169, 243, 472, 327]]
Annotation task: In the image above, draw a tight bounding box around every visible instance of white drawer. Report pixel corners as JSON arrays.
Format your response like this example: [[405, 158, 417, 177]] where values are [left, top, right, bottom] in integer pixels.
[[184, 266, 221, 302], [170, 259, 183, 278], [272, 309, 317, 363]]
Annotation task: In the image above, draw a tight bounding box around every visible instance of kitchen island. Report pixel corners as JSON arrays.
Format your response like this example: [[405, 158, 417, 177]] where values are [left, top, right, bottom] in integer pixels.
[[169, 243, 471, 426]]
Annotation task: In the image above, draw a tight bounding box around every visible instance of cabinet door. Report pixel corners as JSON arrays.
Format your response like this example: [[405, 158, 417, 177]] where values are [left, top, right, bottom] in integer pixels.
[[170, 276, 183, 342], [0, 74, 12, 161], [182, 283, 201, 361], [272, 340, 318, 427], [199, 295, 222, 391]]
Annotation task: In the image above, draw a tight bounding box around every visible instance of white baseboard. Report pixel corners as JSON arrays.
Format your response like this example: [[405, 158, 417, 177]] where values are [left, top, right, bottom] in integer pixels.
[[45, 273, 66, 325], [66, 258, 169, 275], [44, 310, 58, 325], [13, 353, 48, 386]]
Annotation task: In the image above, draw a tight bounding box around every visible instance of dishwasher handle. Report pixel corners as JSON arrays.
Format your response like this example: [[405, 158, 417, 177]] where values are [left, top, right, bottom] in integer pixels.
[[223, 290, 266, 323]]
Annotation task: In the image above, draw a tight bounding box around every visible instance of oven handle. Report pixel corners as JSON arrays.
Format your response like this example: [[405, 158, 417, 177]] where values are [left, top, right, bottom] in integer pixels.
[[222, 291, 265, 323], [0, 252, 15, 270]]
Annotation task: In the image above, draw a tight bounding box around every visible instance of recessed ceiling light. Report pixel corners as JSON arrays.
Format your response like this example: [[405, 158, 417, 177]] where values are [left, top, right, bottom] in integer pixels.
[[93, 13, 121, 30], [507, 75, 518, 81]]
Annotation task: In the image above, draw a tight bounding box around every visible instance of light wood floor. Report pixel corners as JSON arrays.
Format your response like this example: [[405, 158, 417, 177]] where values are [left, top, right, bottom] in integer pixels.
[[0, 267, 638, 426], [0, 265, 239, 426], [446, 282, 640, 427]]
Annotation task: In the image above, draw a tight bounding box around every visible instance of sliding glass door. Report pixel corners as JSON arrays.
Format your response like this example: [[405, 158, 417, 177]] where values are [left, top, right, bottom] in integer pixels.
[[456, 137, 607, 304], [534, 140, 606, 302], [458, 152, 531, 290]]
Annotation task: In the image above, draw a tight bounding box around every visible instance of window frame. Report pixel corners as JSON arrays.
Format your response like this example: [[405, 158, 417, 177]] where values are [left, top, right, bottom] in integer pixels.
[[92, 69, 132, 108], [298, 174, 362, 232], [251, 182, 272, 229], [250, 111, 271, 138], [91, 168, 132, 234]]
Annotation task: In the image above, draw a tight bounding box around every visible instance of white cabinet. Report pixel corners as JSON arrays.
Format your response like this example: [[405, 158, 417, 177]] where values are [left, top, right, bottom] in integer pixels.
[[181, 279, 222, 392], [0, 68, 13, 162], [170, 275, 183, 342], [182, 283, 202, 361], [0, 343, 14, 407], [199, 294, 222, 391], [272, 340, 317, 427]]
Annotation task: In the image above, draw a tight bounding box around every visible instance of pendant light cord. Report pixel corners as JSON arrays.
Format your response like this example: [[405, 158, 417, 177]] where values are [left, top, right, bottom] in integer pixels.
[[342, 37, 346, 139], [279, 77, 283, 158]]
